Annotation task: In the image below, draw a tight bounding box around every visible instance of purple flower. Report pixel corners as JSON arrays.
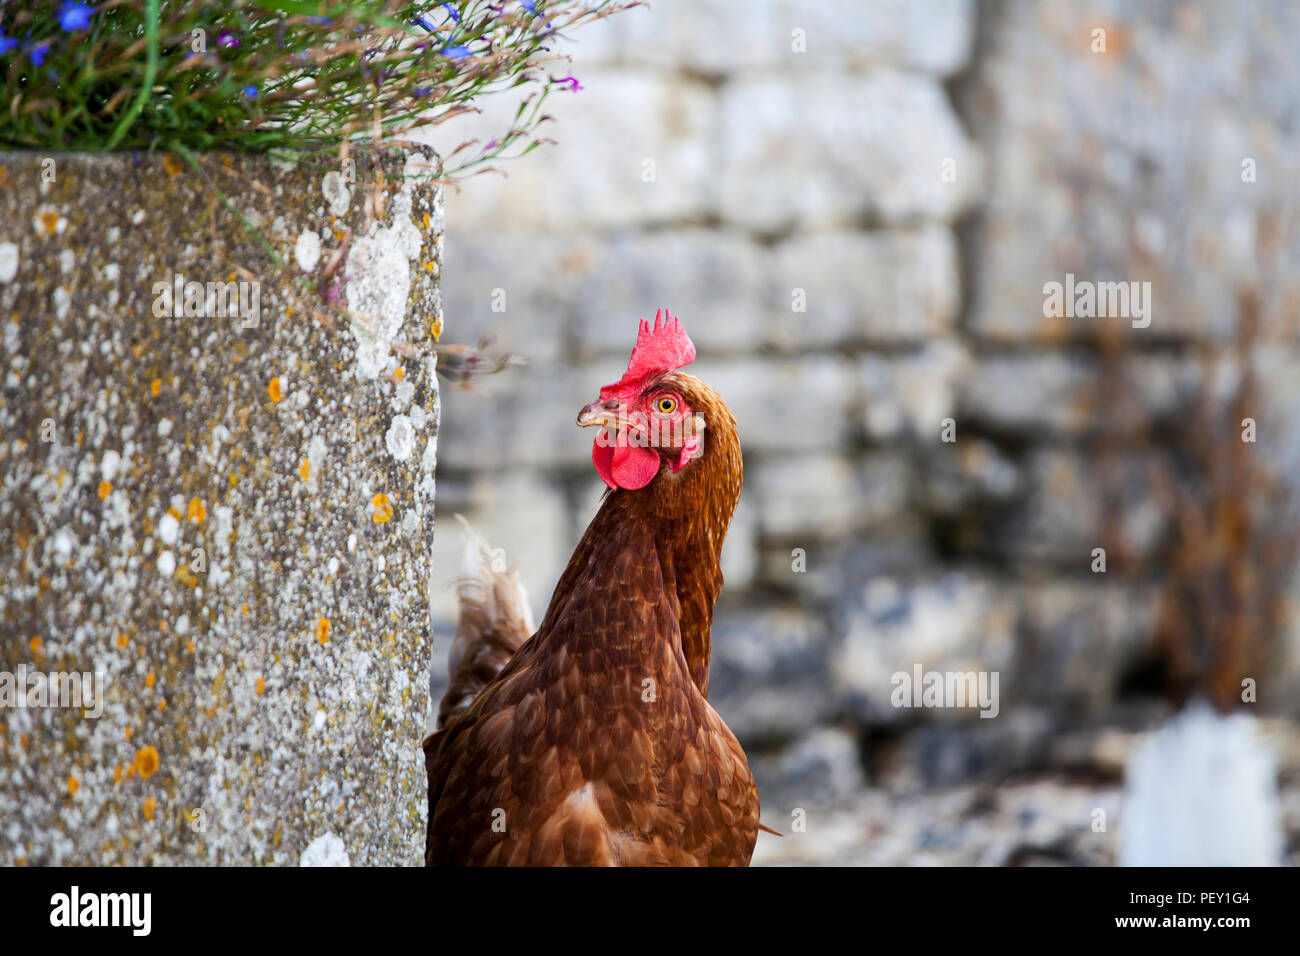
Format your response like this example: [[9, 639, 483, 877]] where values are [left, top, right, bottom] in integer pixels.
[[0, 33, 18, 55], [57, 1, 94, 32], [555, 75, 582, 92], [30, 43, 51, 67], [217, 29, 240, 49], [442, 44, 470, 59], [243, 84, 258, 98]]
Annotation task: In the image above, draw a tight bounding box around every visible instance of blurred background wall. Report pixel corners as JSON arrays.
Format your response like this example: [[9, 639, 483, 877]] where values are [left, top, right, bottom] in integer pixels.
[[423, 0, 1300, 864]]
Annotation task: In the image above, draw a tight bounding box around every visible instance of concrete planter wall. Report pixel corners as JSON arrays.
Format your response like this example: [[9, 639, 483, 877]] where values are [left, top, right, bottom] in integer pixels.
[[0, 148, 444, 865]]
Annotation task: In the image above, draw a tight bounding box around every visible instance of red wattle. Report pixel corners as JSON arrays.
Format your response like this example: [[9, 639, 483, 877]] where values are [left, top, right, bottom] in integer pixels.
[[592, 432, 660, 490]]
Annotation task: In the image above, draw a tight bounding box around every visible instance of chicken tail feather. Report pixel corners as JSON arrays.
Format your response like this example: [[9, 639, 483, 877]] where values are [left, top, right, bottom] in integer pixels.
[[436, 515, 536, 730]]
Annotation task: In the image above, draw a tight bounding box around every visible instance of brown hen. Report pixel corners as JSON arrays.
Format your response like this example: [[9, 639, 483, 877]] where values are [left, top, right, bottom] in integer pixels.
[[424, 310, 759, 866]]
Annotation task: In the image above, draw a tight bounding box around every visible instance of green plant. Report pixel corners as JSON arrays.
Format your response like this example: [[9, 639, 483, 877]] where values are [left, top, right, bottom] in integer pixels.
[[0, 0, 633, 176]]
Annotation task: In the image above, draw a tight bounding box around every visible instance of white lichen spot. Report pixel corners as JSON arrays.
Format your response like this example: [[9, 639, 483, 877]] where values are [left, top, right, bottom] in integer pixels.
[[54, 528, 75, 556], [327, 556, 340, 575], [321, 171, 351, 216], [347, 533, 357, 554], [421, 435, 438, 473], [101, 449, 122, 481], [158, 419, 173, 437], [157, 550, 176, 576], [131, 209, 145, 225], [312, 709, 327, 731], [59, 249, 76, 274], [175, 614, 190, 635], [294, 229, 322, 272], [300, 831, 350, 867], [52, 287, 71, 320], [158, 512, 180, 546], [385, 414, 415, 461], [393, 378, 415, 408], [0, 242, 19, 283], [344, 155, 432, 380]]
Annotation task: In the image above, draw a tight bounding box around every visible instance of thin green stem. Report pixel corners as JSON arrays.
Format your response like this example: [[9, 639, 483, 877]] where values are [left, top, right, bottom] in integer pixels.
[[105, 0, 161, 150]]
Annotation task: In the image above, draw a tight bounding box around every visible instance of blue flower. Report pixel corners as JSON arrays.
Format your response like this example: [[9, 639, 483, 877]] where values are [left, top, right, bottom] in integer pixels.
[[442, 44, 470, 59], [0, 32, 18, 55], [243, 84, 258, 98], [57, 1, 94, 32], [442, 3, 462, 23], [411, 14, 437, 31], [30, 43, 51, 67], [521, 0, 537, 13]]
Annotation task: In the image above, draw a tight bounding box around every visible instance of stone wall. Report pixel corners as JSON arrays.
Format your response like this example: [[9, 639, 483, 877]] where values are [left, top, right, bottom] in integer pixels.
[[424, 0, 1300, 863], [0, 149, 443, 865]]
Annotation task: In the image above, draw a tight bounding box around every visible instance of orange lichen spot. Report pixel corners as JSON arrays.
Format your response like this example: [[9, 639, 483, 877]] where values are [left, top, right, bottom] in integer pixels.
[[298, 459, 310, 482], [145, 672, 155, 689], [430, 316, 443, 341], [423, 212, 430, 229], [38, 210, 59, 234], [150, 378, 162, 397], [187, 497, 206, 523], [67, 776, 80, 796], [157, 698, 167, 711], [112, 765, 123, 784], [241, 602, 250, 616], [285, 306, 294, 316], [142, 797, 157, 821], [19, 734, 29, 749], [158, 619, 168, 633], [162, 153, 182, 177], [371, 492, 393, 523], [229, 473, 238, 487], [393, 366, 405, 381], [29, 636, 41, 654], [316, 617, 330, 645], [97, 480, 112, 500], [268, 377, 283, 403], [255, 676, 265, 696], [423, 259, 435, 273], [124, 725, 133, 740], [188, 640, 196, 653], [116, 632, 129, 649], [135, 745, 159, 779], [166, 506, 181, 522]]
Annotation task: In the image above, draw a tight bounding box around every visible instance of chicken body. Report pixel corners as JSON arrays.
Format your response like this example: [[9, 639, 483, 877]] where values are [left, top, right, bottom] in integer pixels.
[[424, 360, 759, 866]]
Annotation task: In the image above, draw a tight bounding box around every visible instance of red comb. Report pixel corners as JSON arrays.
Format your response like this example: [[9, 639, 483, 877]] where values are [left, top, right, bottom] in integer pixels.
[[600, 309, 696, 400]]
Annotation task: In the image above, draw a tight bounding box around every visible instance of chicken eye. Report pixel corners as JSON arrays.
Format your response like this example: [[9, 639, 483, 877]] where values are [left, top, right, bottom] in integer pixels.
[[656, 397, 677, 415]]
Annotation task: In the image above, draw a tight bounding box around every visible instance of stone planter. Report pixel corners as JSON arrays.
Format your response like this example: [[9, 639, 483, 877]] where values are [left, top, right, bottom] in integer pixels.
[[0, 147, 444, 865]]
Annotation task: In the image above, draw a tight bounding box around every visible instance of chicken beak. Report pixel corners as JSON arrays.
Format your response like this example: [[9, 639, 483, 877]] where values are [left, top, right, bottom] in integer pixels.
[[577, 399, 621, 430]]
